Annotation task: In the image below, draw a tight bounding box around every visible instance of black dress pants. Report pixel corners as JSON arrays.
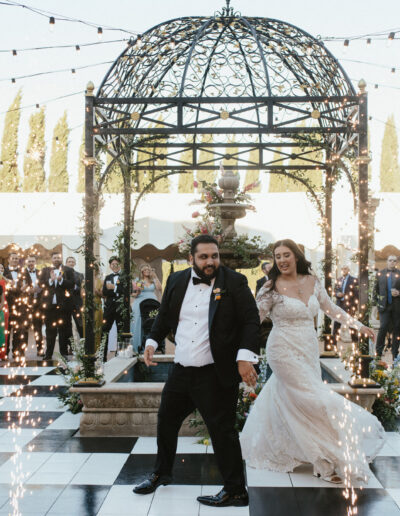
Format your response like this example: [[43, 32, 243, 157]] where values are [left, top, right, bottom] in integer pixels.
[[44, 305, 70, 359], [101, 305, 123, 361], [154, 363, 245, 494], [376, 305, 400, 359], [7, 312, 26, 357]]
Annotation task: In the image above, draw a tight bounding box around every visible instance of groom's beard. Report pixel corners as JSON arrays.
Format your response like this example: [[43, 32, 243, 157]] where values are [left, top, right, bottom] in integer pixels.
[[193, 261, 218, 281]]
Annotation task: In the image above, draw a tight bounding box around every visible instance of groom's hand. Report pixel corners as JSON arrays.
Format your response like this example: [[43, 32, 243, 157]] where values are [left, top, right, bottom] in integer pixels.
[[143, 345, 158, 367], [238, 361, 258, 387]]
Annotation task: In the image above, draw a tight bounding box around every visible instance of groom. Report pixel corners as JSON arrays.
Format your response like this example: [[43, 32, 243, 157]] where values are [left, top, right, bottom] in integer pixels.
[[133, 234, 260, 507]]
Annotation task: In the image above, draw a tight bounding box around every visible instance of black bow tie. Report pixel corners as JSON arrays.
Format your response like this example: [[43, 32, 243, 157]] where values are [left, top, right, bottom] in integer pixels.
[[111, 272, 120, 277], [193, 276, 211, 286]]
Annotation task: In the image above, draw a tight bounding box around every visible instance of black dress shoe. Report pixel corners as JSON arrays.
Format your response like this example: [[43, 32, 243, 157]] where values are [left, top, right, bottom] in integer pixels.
[[133, 473, 171, 494], [197, 488, 249, 507]]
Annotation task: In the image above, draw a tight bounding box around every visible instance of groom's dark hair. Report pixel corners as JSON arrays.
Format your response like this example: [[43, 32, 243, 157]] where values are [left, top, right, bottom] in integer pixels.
[[190, 235, 219, 255]]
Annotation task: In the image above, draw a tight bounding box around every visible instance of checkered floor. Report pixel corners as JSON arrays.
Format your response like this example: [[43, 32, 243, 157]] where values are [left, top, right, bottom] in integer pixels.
[[0, 362, 398, 515]]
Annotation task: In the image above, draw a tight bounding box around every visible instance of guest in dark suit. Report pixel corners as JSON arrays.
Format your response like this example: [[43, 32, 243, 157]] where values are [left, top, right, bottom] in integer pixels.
[[374, 255, 400, 359], [133, 235, 260, 508], [4, 252, 25, 359], [333, 265, 359, 343], [101, 256, 125, 360], [65, 256, 84, 341], [21, 255, 45, 356], [255, 261, 272, 295], [40, 252, 75, 360]]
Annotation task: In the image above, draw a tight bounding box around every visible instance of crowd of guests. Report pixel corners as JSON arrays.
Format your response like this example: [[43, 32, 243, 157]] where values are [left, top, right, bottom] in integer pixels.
[[0, 249, 398, 363], [0, 251, 163, 363]]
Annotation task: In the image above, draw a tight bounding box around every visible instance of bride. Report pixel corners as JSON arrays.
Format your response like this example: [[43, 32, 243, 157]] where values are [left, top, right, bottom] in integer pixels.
[[240, 239, 385, 485]]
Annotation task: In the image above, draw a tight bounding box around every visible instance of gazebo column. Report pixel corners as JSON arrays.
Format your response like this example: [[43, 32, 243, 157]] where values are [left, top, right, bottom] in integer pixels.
[[122, 167, 132, 335], [357, 80, 370, 329], [322, 164, 335, 353], [83, 81, 96, 377]]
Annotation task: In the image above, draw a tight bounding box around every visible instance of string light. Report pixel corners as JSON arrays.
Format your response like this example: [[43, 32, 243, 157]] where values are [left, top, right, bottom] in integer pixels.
[[0, 38, 126, 54], [388, 31, 395, 45], [97, 27, 103, 40], [75, 44, 80, 52], [366, 38, 371, 46], [12, 49, 17, 56], [49, 16, 55, 32]]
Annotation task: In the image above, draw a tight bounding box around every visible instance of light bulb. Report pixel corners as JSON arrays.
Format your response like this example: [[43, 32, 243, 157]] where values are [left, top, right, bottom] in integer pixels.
[[97, 27, 103, 40], [49, 16, 55, 32]]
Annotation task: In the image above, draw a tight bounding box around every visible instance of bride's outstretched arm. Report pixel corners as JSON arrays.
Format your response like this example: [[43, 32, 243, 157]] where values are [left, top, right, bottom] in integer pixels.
[[314, 279, 363, 331]]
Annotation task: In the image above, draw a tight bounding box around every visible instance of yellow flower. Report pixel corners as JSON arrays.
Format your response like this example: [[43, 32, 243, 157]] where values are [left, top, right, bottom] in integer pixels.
[[203, 439, 210, 446]]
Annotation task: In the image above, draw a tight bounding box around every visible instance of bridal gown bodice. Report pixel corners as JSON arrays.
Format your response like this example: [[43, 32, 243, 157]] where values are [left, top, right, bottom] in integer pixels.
[[240, 279, 385, 484]]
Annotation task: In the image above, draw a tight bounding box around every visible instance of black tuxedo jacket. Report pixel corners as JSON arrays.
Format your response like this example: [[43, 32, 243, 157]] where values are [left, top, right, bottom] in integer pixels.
[[20, 268, 43, 309], [102, 272, 125, 311], [4, 266, 23, 310], [334, 275, 359, 313], [39, 265, 75, 312], [373, 268, 400, 312], [70, 270, 84, 309], [149, 266, 260, 387], [255, 276, 267, 295]]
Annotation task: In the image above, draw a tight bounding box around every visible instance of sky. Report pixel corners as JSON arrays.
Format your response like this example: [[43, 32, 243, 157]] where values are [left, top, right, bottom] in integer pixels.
[[0, 0, 399, 192]]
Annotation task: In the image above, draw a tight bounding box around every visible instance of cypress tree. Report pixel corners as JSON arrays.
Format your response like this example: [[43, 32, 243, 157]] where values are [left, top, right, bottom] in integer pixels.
[[151, 119, 170, 193], [76, 128, 85, 193], [197, 134, 216, 184], [268, 150, 291, 192], [0, 90, 22, 191], [178, 138, 194, 193], [379, 115, 400, 192], [48, 111, 69, 192], [104, 153, 124, 193], [23, 107, 46, 192], [244, 148, 261, 192]]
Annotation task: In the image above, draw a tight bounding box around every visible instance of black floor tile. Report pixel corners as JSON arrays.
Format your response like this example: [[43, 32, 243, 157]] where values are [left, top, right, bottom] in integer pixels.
[[22, 429, 77, 452], [57, 436, 138, 453], [9, 385, 68, 397], [249, 487, 301, 516], [0, 360, 52, 368], [0, 411, 62, 428], [0, 375, 39, 385], [114, 453, 223, 485], [47, 485, 110, 516], [293, 487, 400, 516], [46, 367, 62, 375], [0, 452, 14, 467], [371, 456, 400, 488]]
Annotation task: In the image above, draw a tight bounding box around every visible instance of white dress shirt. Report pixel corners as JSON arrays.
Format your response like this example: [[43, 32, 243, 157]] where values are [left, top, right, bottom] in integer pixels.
[[146, 268, 258, 366], [49, 268, 63, 304]]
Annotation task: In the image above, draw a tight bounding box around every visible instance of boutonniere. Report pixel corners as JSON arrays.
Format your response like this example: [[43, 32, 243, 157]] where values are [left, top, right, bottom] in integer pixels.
[[213, 287, 226, 301]]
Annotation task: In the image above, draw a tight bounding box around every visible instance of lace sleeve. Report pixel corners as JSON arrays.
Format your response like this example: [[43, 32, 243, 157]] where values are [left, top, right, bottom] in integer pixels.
[[256, 283, 276, 322], [314, 278, 363, 330]]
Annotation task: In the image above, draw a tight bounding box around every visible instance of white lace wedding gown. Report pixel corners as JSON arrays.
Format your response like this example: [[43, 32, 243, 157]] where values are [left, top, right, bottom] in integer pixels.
[[240, 279, 385, 483]]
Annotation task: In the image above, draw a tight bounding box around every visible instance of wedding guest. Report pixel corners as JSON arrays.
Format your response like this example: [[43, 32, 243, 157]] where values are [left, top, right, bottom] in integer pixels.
[[40, 252, 75, 361], [374, 255, 400, 359], [0, 264, 8, 360], [21, 255, 44, 356], [4, 252, 24, 359], [333, 265, 359, 343], [255, 261, 272, 295], [130, 264, 162, 352], [65, 256, 84, 342], [102, 256, 125, 360]]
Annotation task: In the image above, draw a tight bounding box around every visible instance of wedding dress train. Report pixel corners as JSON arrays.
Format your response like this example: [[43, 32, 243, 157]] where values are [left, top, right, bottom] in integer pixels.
[[240, 279, 385, 484]]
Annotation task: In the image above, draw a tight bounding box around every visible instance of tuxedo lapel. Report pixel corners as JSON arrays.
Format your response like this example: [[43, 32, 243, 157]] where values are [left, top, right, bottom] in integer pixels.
[[171, 268, 191, 326], [209, 266, 225, 332]]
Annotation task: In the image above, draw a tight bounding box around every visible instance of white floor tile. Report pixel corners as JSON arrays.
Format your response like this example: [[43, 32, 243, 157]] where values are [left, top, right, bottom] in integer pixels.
[[199, 504, 249, 516], [246, 465, 292, 487], [97, 485, 154, 516], [149, 496, 200, 516], [46, 411, 81, 430], [377, 442, 400, 456], [28, 453, 90, 484], [176, 437, 208, 454], [0, 452, 52, 483], [70, 453, 128, 485], [29, 375, 66, 386], [388, 489, 400, 509], [0, 428, 42, 452], [0, 396, 66, 412], [0, 367, 54, 376], [153, 484, 202, 499], [131, 437, 157, 454]]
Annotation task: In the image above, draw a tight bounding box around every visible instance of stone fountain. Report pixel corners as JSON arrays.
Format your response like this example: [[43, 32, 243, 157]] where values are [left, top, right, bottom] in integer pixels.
[[208, 167, 261, 269]]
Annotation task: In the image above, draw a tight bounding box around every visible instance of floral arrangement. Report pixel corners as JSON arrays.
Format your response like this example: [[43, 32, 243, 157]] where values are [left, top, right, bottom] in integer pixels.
[[193, 179, 259, 206], [55, 337, 106, 413], [189, 352, 269, 443], [369, 357, 400, 430]]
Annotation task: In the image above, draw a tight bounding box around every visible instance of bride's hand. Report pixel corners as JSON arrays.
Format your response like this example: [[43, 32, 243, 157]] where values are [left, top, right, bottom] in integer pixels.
[[360, 325, 376, 342]]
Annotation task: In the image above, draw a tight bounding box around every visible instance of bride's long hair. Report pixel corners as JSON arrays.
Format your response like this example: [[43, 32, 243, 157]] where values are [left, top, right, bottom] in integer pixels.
[[267, 239, 312, 291]]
